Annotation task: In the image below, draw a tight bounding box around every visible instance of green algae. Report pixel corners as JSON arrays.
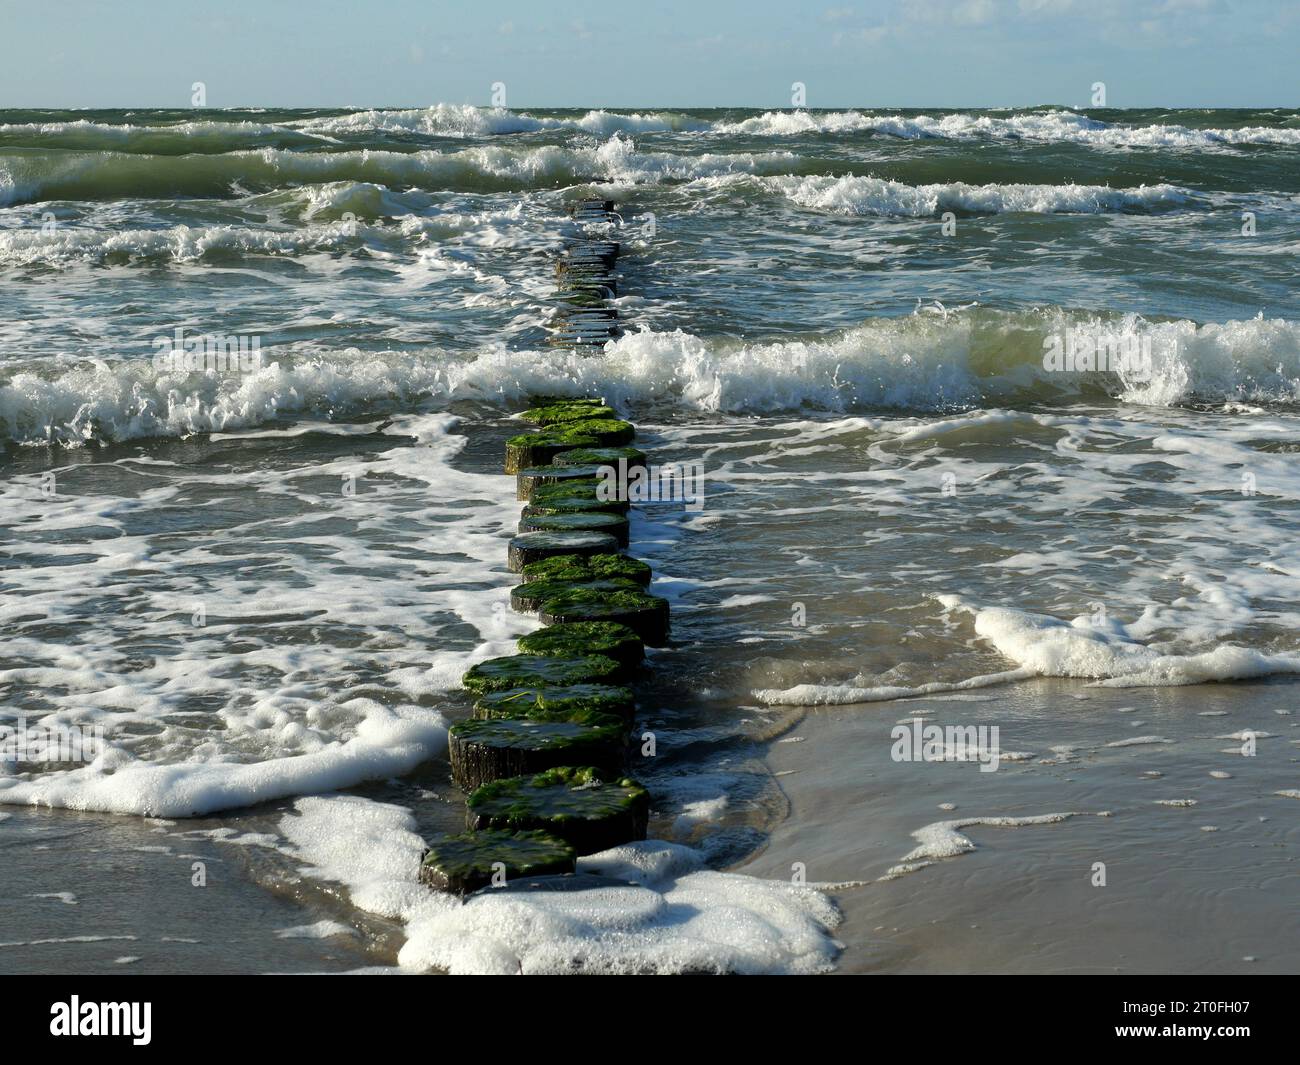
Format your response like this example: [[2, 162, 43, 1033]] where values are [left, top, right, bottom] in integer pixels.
[[473, 683, 637, 727], [516, 621, 643, 667], [449, 713, 627, 792], [419, 829, 575, 895], [460, 653, 623, 694], [465, 767, 650, 855], [520, 552, 651, 586], [510, 577, 642, 614]]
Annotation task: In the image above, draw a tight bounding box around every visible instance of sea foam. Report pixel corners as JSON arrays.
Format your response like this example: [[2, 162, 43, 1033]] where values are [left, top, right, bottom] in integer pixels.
[[7, 309, 1300, 448], [279, 795, 842, 975]]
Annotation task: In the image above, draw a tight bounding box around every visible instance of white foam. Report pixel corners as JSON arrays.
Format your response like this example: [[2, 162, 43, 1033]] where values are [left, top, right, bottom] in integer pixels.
[[0, 934, 138, 948], [759, 173, 1192, 217], [0, 136, 797, 208], [295, 105, 712, 138], [755, 668, 1034, 706], [0, 702, 448, 818], [1105, 736, 1172, 748], [710, 109, 1300, 149], [32, 892, 78, 905], [895, 813, 1075, 867], [280, 795, 842, 975], [275, 920, 356, 939], [10, 108, 1298, 152], [7, 310, 1300, 447], [0, 412, 520, 819], [939, 595, 1300, 688], [0, 220, 363, 267]]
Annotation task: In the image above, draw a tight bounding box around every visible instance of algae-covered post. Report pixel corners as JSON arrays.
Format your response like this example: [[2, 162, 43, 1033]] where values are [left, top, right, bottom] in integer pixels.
[[422, 198, 667, 899]]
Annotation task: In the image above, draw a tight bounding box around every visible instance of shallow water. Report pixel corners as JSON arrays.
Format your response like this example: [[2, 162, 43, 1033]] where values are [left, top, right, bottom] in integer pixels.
[[2, 105, 1298, 973]]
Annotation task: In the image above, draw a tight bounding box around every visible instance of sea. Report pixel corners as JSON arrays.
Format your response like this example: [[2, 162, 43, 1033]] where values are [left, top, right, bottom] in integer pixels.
[[1, 105, 1297, 974]]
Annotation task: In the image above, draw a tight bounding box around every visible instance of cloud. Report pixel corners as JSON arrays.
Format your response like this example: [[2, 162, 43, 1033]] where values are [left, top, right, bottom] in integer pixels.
[[901, 0, 1003, 28], [1018, 0, 1075, 13]]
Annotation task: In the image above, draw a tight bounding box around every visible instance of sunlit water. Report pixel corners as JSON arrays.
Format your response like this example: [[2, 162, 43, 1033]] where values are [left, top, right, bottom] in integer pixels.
[[2, 106, 1297, 973]]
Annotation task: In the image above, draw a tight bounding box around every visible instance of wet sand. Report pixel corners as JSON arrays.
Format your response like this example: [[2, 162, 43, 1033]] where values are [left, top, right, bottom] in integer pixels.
[[741, 676, 1300, 974]]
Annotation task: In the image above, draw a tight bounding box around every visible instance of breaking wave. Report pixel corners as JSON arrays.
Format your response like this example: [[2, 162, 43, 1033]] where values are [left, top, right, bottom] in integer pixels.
[[0, 136, 795, 206], [714, 173, 1196, 216], [5, 309, 1299, 446], [710, 108, 1300, 148]]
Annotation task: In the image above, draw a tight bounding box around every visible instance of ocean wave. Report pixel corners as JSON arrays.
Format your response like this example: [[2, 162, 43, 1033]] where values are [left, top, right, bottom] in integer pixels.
[[938, 596, 1300, 688], [4, 107, 1297, 155], [0, 136, 795, 206], [710, 109, 1300, 148], [725, 173, 1195, 216], [0, 182, 547, 265], [756, 593, 1300, 706], [293, 103, 712, 137], [0, 219, 363, 266], [0, 118, 336, 153], [5, 309, 1299, 446]]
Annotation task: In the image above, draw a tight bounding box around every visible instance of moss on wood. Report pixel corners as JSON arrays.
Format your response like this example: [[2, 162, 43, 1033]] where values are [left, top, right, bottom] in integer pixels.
[[538, 587, 671, 645], [466, 767, 650, 856], [520, 552, 651, 586], [516, 620, 643, 668], [504, 427, 600, 474], [461, 653, 623, 694], [419, 829, 575, 895], [552, 446, 647, 469], [449, 713, 627, 792], [518, 510, 630, 546], [507, 530, 620, 571], [473, 683, 636, 727], [520, 403, 618, 426], [510, 577, 642, 614]]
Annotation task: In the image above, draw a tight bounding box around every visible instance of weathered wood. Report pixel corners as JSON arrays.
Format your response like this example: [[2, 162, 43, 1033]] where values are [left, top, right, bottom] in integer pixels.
[[450, 714, 627, 792], [538, 587, 671, 646], [473, 682, 637, 728], [518, 510, 630, 547], [419, 829, 575, 895], [507, 529, 621, 570], [519, 552, 652, 586], [461, 653, 624, 694], [466, 767, 649, 856], [510, 577, 642, 614]]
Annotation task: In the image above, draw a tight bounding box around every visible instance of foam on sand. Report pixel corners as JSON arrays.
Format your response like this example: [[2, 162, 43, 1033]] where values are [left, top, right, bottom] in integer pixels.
[[280, 795, 842, 975], [755, 668, 1035, 706], [275, 920, 355, 939], [879, 813, 1076, 880]]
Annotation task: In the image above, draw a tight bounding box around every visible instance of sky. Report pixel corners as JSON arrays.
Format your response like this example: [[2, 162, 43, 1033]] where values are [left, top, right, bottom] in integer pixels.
[[0, 0, 1296, 109]]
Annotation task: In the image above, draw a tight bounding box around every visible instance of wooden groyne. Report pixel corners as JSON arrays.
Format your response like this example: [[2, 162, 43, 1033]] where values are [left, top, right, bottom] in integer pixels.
[[421, 200, 670, 895]]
